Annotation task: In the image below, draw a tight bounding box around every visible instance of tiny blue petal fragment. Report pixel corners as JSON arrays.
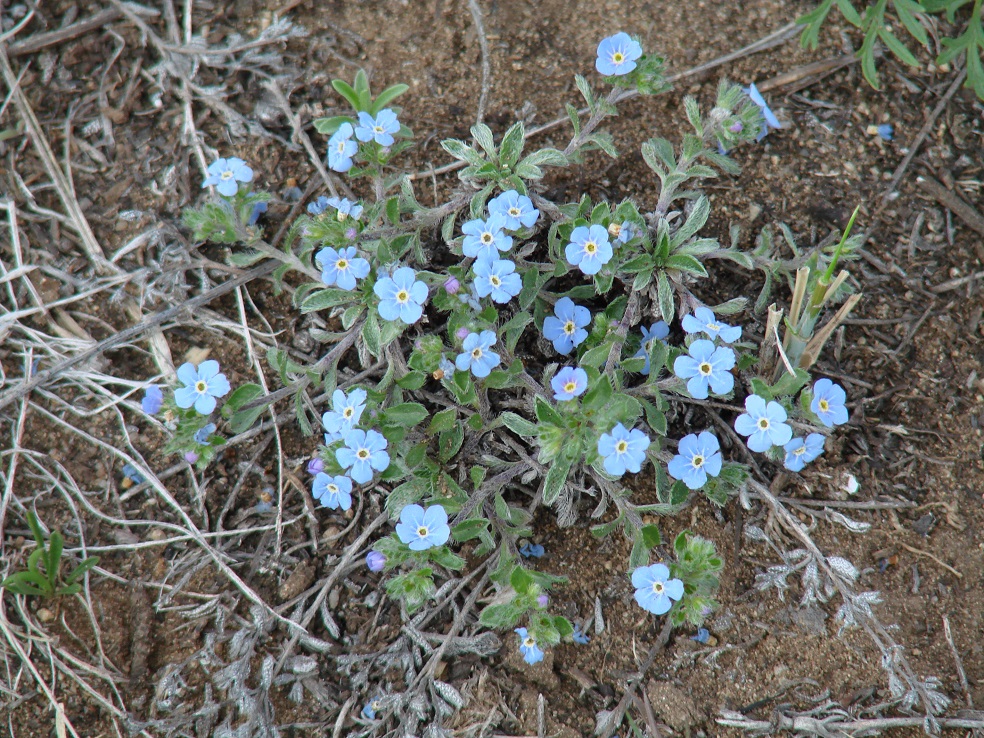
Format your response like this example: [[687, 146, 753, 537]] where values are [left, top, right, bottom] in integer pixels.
[[744, 82, 782, 142], [141, 385, 163, 414], [247, 201, 267, 226], [194, 423, 216, 445], [877, 123, 894, 141], [572, 626, 590, 645], [122, 464, 145, 484], [519, 543, 545, 558], [691, 628, 710, 643]]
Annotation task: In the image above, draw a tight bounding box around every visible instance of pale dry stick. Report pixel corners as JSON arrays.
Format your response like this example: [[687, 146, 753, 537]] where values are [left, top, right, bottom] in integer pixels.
[[6, 6, 160, 57], [27, 403, 304, 633], [0, 7, 35, 44], [718, 713, 984, 733], [1, 274, 132, 323], [408, 21, 803, 181], [0, 603, 82, 738], [0, 353, 30, 542], [0, 200, 46, 317], [274, 512, 390, 672], [170, 0, 210, 174], [750, 478, 944, 718], [234, 284, 286, 560], [942, 615, 972, 708], [466, 0, 491, 126]]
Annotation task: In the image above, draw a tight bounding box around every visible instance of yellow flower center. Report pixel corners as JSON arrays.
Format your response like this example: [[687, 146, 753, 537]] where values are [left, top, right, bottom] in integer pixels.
[[336, 212, 348, 222], [220, 170, 234, 180], [508, 207, 520, 216], [481, 232, 493, 244], [564, 381, 577, 393], [490, 275, 501, 287], [616, 440, 628, 453], [336, 141, 347, 153], [524, 636, 536, 648], [374, 125, 384, 133], [707, 322, 720, 331], [652, 581, 664, 594], [584, 241, 597, 254], [793, 446, 806, 457], [195, 380, 208, 393], [327, 484, 338, 494], [396, 290, 409, 303], [692, 455, 704, 468], [336, 259, 348, 270], [343, 407, 353, 418], [471, 348, 483, 359], [357, 448, 369, 460], [758, 418, 770, 430], [563, 320, 576, 335], [699, 362, 712, 376], [819, 399, 830, 412], [417, 526, 429, 537], [613, 52, 625, 64]]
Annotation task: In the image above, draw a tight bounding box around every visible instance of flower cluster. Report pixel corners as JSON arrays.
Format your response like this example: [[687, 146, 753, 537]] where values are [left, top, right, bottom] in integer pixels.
[[315, 388, 391, 501]]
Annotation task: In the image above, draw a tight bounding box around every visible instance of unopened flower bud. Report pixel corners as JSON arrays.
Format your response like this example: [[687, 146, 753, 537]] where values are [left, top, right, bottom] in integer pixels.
[[536, 594, 549, 608], [366, 551, 386, 571], [307, 458, 324, 475], [729, 121, 744, 133], [444, 276, 460, 294], [184, 451, 199, 464], [345, 227, 358, 240], [455, 327, 470, 340]]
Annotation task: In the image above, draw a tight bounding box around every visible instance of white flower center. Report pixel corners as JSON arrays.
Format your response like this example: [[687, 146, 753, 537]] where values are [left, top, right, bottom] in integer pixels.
[[563, 320, 576, 335], [220, 170, 234, 180], [616, 440, 628, 454], [584, 240, 597, 255], [336, 259, 348, 270], [508, 207, 520, 216], [698, 361, 712, 376], [613, 52, 625, 64], [792, 446, 806, 457], [336, 141, 347, 153], [195, 380, 208, 393], [564, 381, 577, 393], [336, 212, 348, 221], [707, 322, 720, 332], [652, 581, 664, 595], [357, 448, 370, 460], [758, 418, 770, 430], [819, 399, 830, 412], [374, 125, 384, 133], [343, 407, 354, 418], [327, 484, 338, 494], [692, 454, 704, 468], [396, 290, 409, 303], [481, 232, 493, 244], [523, 637, 536, 648], [471, 348, 483, 359], [490, 275, 501, 287], [417, 525, 429, 537]]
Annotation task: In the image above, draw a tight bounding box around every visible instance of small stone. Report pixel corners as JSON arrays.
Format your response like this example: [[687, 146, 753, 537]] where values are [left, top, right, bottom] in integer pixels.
[[37, 608, 55, 623], [647, 681, 703, 730]]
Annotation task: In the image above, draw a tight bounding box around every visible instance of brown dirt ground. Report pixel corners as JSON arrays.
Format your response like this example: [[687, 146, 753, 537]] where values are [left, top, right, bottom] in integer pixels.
[[1, 0, 983, 736]]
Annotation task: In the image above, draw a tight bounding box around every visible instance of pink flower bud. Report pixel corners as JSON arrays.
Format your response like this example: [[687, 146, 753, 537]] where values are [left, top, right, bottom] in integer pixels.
[[184, 451, 199, 464], [444, 276, 460, 294], [536, 594, 549, 608], [455, 327, 469, 340]]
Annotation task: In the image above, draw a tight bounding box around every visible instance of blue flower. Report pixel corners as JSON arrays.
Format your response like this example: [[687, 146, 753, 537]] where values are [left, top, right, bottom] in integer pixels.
[[519, 543, 545, 558], [810, 378, 848, 427], [551, 367, 588, 401], [175, 361, 231, 415], [877, 123, 894, 141], [783, 433, 826, 472], [744, 83, 782, 142], [681, 307, 742, 343], [598, 423, 650, 476], [572, 626, 590, 645], [632, 563, 685, 615], [312, 472, 353, 511], [455, 330, 501, 378], [327, 122, 357, 172], [691, 628, 710, 644], [247, 201, 267, 226], [488, 190, 539, 230], [317, 246, 370, 291], [565, 224, 613, 276], [366, 551, 386, 571], [336, 429, 390, 484], [462, 215, 513, 261], [362, 699, 381, 720], [672, 340, 736, 399], [194, 423, 216, 445], [595, 33, 643, 76], [457, 282, 482, 312], [668, 431, 722, 490], [141, 385, 163, 414], [354, 109, 400, 146], [307, 196, 330, 215], [542, 297, 591, 355], [202, 158, 253, 197], [322, 388, 368, 443], [121, 464, 145, 485], [395, 504, 451, 551], [324, 196, 363, 220], [609, 221, 636, 244], [634, 321, 670, 376], [514, 628, 544, 664], [735, 395, 793, 452], [473, 258, 522, 303], [373, 267, 428, 324]]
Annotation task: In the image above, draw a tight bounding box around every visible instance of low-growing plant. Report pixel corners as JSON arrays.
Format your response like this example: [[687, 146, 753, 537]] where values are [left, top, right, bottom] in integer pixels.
[[1, 511, 99, 598], [166, 29, 885, 735]]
